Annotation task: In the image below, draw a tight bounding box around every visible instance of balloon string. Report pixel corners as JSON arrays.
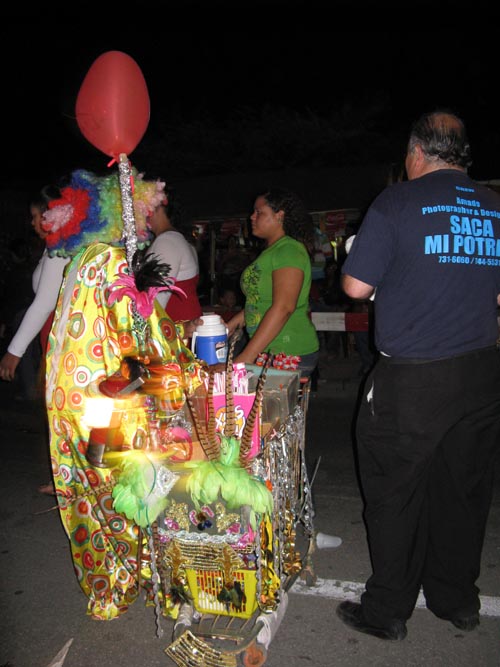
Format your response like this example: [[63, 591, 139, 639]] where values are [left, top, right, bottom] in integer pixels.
[[107, 158, 117, 168]]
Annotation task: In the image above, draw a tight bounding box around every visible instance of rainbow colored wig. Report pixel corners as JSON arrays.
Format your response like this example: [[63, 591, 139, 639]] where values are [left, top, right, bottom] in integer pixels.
[[43, 169, 165, 258]]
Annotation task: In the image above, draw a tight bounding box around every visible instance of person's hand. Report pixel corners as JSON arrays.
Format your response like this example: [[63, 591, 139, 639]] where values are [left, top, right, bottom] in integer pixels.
[[226, 311, 245, 337], [227, 322, 240, 338], [181, 317, 203, 338], [233, 351, 257, 366], [0, 351, 21, 381]]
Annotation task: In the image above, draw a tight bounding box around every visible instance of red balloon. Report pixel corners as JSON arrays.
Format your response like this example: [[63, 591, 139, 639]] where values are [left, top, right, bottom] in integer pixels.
[[75, 51, 150, 158]]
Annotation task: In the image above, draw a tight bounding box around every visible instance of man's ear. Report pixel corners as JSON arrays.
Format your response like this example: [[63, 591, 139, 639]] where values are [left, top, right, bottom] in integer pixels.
[[413, 144, 425, 162]]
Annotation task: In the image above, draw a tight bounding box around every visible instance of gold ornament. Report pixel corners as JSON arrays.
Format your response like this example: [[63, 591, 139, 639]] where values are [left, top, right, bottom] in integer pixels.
[[164, 499, 190, 532], [215, 502, 240, 533]]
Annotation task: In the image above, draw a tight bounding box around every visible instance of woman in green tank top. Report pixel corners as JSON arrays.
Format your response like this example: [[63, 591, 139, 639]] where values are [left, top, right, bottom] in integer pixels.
[[226, 188, 319, 378]]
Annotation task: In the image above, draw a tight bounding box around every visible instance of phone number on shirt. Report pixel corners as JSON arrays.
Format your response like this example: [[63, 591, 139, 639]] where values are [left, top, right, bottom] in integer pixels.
[[438, 256, 500, 266]]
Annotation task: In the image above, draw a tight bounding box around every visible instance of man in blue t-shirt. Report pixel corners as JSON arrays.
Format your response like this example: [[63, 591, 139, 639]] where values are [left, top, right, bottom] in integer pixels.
[[337, 110, 500, 641]]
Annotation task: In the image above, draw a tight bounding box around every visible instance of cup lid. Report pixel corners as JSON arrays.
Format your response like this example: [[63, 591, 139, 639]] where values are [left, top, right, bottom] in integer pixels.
[[201, 313, 222, 325]]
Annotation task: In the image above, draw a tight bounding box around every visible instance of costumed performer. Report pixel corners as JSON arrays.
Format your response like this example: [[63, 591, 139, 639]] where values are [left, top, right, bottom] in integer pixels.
[[43, 168, 205, 620]]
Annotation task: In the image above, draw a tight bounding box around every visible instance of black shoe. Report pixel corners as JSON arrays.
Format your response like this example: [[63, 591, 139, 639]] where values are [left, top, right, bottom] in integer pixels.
[[450, 613, 480, 632], [336, 601, 407, 641]]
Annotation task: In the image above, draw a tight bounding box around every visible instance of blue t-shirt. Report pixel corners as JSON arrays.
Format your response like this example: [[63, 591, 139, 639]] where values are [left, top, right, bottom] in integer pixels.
[[342, 169, 500, 358]]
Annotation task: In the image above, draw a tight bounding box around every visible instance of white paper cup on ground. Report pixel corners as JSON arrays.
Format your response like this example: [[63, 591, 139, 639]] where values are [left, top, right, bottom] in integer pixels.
[[316, 532, 342, 548]]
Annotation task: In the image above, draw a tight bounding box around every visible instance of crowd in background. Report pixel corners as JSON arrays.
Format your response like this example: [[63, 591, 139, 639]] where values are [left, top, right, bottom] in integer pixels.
[[0, 184, 377, 402]]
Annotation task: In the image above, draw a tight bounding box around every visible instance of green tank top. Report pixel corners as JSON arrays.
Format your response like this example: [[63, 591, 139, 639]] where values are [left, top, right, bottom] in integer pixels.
[[241, 236, 319, 356]]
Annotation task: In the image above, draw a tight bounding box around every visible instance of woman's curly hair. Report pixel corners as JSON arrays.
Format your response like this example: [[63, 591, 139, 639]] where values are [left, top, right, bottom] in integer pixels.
[[258, 187, 314, 249]]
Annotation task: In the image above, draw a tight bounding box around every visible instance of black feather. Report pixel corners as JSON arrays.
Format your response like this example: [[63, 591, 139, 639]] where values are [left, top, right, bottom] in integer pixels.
[[217, 586, 232, 604], [132, 249, 173, 292], [170, 583, 194, 605], [122, 357, 148, 381], [232, 580, 246, 608]]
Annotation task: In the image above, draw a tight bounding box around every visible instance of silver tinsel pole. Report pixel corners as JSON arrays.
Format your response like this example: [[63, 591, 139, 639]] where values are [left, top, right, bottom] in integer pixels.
[[118, 153, 138, 269], [117, 153, 150, 354]]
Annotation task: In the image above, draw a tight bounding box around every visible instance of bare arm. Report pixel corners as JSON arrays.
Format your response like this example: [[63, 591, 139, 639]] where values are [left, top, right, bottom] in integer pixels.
[[226, 309, 246, 337], [342, 273, 375, 301], [234, 266, 303, 365]]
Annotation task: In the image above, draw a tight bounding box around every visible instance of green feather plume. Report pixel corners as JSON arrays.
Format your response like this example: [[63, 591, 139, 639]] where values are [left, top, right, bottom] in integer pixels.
[[186, 435, 273, 530], [112, 451, 177, 528]]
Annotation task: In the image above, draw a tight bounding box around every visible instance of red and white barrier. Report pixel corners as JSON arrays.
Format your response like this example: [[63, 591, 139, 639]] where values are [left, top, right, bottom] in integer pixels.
[[311, 311, 369, 332]]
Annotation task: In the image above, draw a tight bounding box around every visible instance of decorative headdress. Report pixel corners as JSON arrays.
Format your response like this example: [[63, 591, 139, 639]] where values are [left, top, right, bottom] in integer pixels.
[[42, 169, 165, 258]]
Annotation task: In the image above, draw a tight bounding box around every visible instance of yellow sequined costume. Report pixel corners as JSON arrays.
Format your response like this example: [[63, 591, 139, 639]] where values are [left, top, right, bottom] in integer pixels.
[[45, 242, 203, 620]]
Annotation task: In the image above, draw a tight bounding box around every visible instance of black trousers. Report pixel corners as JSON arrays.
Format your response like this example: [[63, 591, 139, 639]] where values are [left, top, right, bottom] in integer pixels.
[[356, 346, 500, 626]]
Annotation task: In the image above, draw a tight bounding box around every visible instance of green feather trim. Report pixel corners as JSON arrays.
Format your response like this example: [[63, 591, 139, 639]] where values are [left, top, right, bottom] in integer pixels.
[[112, 451, 175, 528]]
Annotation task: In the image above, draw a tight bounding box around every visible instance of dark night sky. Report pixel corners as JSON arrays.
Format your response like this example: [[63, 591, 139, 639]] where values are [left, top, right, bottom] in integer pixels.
[[1, 25, 499, 190]]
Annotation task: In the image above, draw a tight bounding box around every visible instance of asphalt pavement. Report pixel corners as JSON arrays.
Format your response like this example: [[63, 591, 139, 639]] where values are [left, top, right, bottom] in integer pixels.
[[1, 347, 499, 666]]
